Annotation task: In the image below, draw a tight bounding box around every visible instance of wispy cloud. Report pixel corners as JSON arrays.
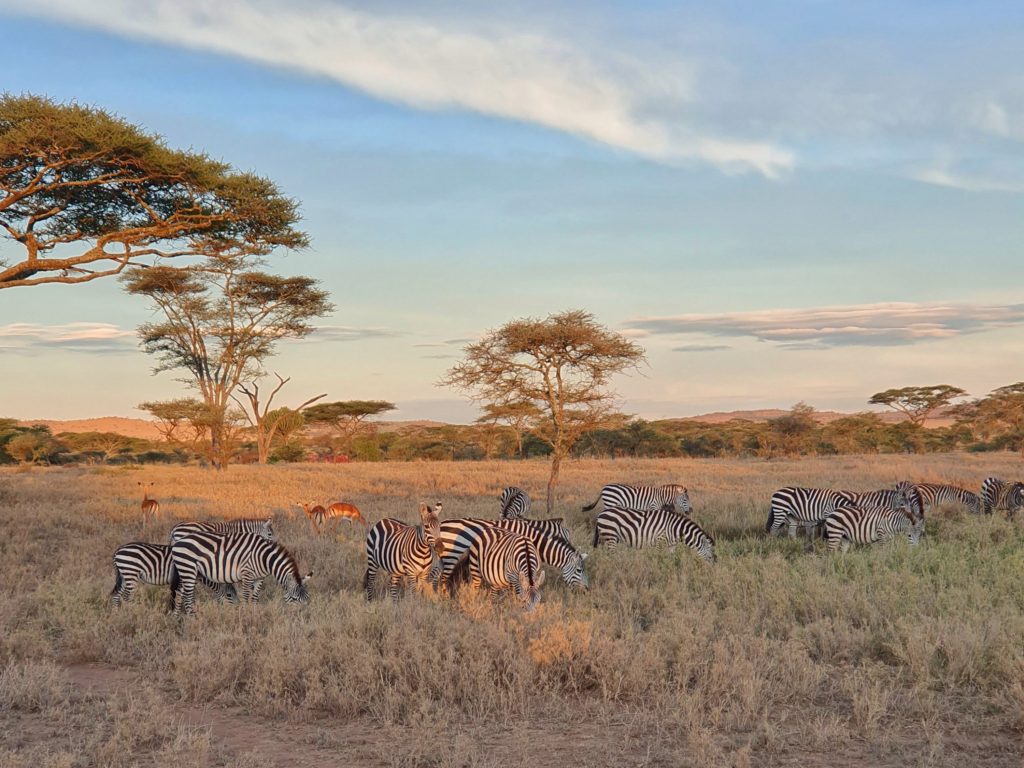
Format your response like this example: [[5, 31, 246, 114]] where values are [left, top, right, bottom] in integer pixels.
[[627, 302, 1024, 349], [2, 0, 792, 177], [911, 165, 1024, 193], [307, 325, 402, 343], [672, 344, 731, 353], [0, 322, 137, 354]]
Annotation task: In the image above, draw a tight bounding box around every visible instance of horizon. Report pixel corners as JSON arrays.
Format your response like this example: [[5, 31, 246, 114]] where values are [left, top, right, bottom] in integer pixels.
[[2, 2, 1022, 422]]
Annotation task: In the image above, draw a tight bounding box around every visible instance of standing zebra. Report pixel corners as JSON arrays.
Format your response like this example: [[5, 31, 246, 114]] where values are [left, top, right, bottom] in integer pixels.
[[766, 487, 855, 538], [499, 487, 531, 520], [823, 504, 923, 553], [169, 532, 311, 615], [170, 517, 276, 543], [432, 517, 582, 588], [363, 502, 441, 601], [582, 483, 691, 516], [594, 506, 716, 564], [447, 527, 544, 611], [896, 482, 981, 515], [980, 477, 1024, 517], [111, 542, 237, 606]]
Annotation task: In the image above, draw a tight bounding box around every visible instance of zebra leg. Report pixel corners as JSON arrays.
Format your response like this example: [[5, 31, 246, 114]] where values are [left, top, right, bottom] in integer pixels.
[[364, 566, 377, 602], [389, 574, 403, 602], [250, 579, 265, 602]]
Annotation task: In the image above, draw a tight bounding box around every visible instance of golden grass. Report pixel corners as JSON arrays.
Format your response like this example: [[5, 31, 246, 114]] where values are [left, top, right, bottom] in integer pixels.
[[1, 453, 1023, 766]]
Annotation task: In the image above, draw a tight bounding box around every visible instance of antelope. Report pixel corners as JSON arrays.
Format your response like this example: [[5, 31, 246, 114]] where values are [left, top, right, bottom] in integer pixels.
[[325, 501, 367, 527], [297, 502, 328, 534], [139, 483, 159, 526]]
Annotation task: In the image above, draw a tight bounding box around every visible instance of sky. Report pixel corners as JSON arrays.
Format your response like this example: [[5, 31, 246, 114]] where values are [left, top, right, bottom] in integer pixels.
[[1, 1, 1022, 423]]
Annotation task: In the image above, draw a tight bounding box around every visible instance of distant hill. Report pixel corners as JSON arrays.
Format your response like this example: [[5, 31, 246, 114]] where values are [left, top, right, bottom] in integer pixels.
[[17, 408, 955, 439], [17, 417, 164, 440]]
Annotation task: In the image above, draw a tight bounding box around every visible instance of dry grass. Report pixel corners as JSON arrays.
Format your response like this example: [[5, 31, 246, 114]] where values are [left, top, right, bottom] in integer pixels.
[[1, 454, 1023, 766]]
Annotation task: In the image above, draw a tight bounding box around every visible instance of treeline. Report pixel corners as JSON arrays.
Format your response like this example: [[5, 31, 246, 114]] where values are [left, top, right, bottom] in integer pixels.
[[4, 389, 1023, 466]]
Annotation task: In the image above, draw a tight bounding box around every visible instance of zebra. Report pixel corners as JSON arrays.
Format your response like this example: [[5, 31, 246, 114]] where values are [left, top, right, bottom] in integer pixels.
[[169, 532, 311, 615], [111, 542, 237, 606], [499, 487, 531, 520], [363, 502, 442, 601], [582, 483, 692, 517], [447, 527, 544, 611], [823, 504, 923, 553], [432, 517, 583, 589], [980, 477, 1024, 517], [169, 517, 275, 543], [766, 487, 856, 538], [896, 482, 982, 516], [594, 506, 716, 564]]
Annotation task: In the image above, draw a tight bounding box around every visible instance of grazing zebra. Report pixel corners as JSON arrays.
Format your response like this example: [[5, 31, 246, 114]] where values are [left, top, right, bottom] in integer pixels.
[[823, 504, 923, 553], [766, 487, 856, 538], [139, 483, 159, 525], [582, 483, 692, 516], [499, 487, 531, 520], [980, 477, 1024, 517], [432, 517, 582, 588], [169, 532, 311, 615], [111, 542, 237, 606], [897, 482, 982, 515], [363, 502, 441, 601], [169, 517, 275, 543], [594, 507, 716, 564], [447, 527, 544, 611]]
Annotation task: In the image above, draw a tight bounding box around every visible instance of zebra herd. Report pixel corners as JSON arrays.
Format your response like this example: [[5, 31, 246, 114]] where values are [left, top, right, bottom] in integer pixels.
[[111, 474, 1020, 615]]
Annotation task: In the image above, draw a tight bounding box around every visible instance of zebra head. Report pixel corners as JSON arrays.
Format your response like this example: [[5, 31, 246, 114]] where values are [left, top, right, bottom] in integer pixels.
[[671, 487, 692, 515], [965, 493, 982, 516], [284, 571, 313, 604], [260, 516, 276, 542], [561, 550, 589, 589], [695, 532, 716, 565], [1008, 483, 1024, 518], [907, 518, 924, 546], [419, 502, 442, 554]]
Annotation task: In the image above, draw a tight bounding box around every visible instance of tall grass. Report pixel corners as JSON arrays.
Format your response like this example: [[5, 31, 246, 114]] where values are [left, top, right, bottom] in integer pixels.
[[1, 454, 1022, 766]]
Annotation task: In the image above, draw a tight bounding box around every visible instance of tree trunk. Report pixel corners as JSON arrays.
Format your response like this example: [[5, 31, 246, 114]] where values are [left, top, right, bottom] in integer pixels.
[[546, 452, 562, 514], [256, 430, 270, 464]]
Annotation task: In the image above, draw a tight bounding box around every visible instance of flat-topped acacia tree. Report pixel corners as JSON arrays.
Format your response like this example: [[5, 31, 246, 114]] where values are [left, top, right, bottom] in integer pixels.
[[0, 94, 307, 289], [443, 310, 645, 513]]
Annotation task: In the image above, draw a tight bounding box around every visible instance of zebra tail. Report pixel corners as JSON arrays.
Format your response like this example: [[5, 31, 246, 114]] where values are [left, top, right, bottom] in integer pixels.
[[592, 522, 599, 548], [581, 496, 599, 513], [167, 564, 180, 614], [447, 553, 471, 599], [111, 566, 122, 598], [765, 507, 775, 533]]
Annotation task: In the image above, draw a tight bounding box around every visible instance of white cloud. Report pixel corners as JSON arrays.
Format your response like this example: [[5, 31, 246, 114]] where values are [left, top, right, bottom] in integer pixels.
[[911, 165, 1024, 193], [0, 322, 137, 353], [626, 302, 1024, 349], [2, 0, 792, 177]]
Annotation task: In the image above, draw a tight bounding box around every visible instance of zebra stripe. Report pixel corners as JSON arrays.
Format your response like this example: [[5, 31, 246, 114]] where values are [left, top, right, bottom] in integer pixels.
[[582, 483, 691, 516], [111, 542, 237, 606], [432, 517, 576, 587], [448, 527, 544, 610], [169, 532, 310, 615], [899, 482, 981, 515], [363, 503, 441, 601], [594, 507, 716, 564], [980, 477, 1024, 517], [766, 487, 855, 538], [824, 505, 923, 552], [169, 517, 275, 543], [499, 487, 531, 520]]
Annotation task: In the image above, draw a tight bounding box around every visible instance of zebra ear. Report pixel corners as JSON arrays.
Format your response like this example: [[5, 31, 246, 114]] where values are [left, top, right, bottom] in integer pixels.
[[580, 551, 589, 560], [535, 569, 546, 587], [303, 572, 314, 581]]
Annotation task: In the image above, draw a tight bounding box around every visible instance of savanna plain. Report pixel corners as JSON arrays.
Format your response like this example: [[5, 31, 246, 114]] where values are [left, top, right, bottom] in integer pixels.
[[2, 454, 1023, 768]]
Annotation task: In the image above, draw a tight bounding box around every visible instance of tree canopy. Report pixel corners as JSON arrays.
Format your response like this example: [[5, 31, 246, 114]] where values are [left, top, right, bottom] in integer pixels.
[[443, 309, 645, 511], [0, 94, 307, 289], [868, 385, 967, 426]]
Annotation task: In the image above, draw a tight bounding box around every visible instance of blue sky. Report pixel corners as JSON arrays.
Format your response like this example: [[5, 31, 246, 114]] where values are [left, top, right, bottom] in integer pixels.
[[1, 1, 1022, 422]]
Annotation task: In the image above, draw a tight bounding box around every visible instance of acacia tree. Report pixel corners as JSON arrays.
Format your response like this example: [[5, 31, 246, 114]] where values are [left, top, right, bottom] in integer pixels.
[[125, 259, 332, 469], [954, 383, 1024, 453], [443, 310, 645, 513], [304, 400, 396, 456], [868, 385, 966, 427], [0, 94, 306, 288], [476, 401, 540, 458], [232, 373, 326, 464]]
